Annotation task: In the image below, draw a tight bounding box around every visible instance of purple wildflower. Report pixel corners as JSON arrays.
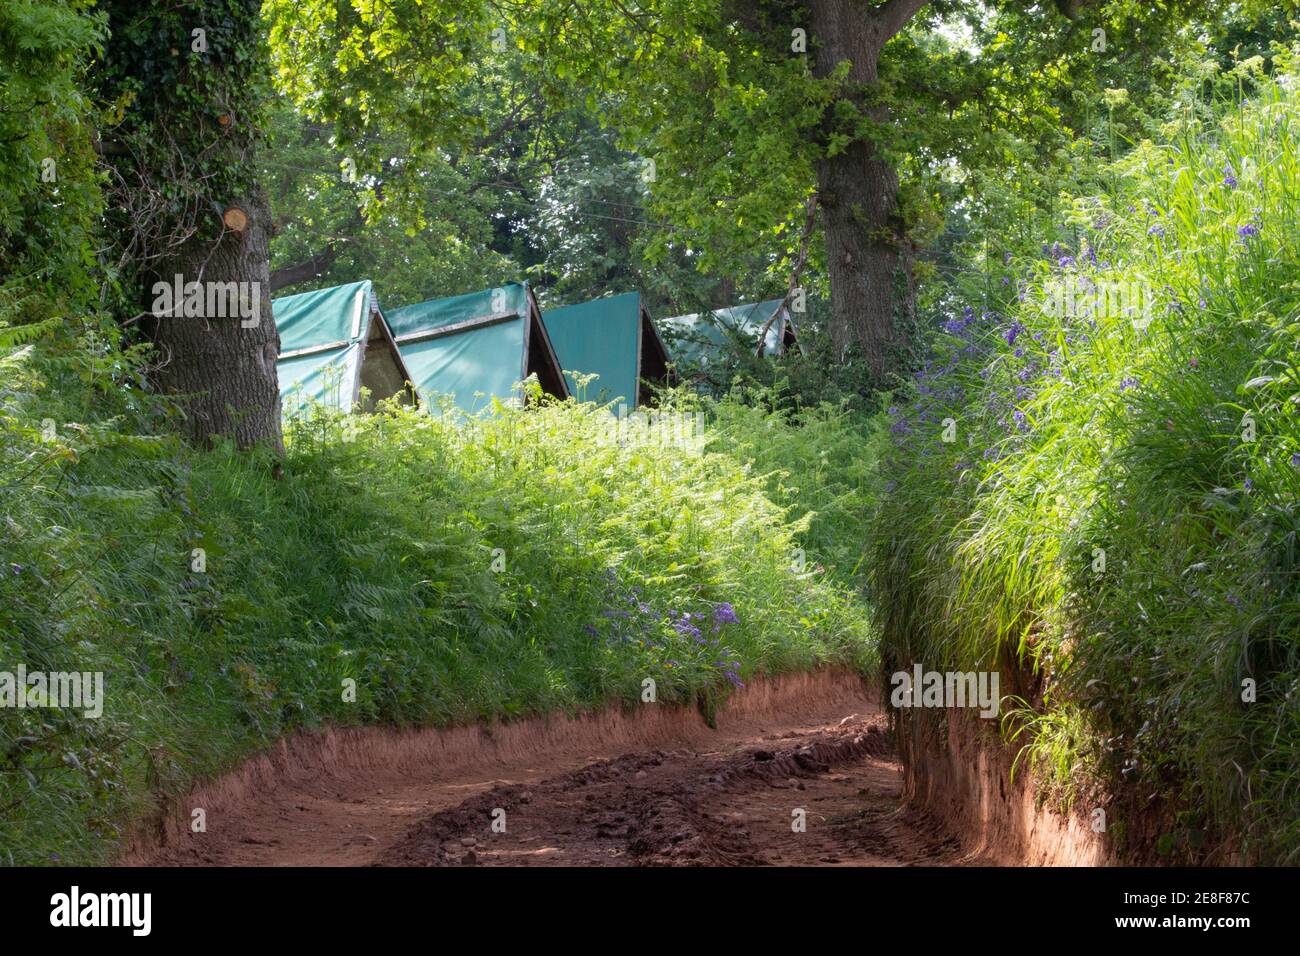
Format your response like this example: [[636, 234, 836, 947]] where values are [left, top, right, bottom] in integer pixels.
[[673, 618, 702, 641], [942, 315, 969, 335]]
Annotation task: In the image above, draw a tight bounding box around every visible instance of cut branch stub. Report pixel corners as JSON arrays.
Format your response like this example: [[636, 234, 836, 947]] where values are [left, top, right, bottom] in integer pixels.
[[222, 205, 250, 235]]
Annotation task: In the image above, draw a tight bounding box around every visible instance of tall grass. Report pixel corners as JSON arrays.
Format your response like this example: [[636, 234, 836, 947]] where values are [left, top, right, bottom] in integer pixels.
[[870, 56, 1300, 862], [0, 353, 874, 864]]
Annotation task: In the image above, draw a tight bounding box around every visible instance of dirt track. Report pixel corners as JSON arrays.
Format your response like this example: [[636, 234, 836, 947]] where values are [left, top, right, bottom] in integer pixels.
[[137, 671, 975, 867]]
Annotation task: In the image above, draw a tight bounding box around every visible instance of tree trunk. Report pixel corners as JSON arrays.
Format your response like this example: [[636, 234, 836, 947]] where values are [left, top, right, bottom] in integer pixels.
[[97, 0, 282, 452], [806, 0, 920, 382], [143, 192, 283, 451]]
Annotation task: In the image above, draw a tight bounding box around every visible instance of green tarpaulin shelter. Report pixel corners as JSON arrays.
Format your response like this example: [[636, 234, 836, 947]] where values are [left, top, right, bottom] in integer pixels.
[[386, 281, 569, 414], [659, 298, 800, 366], [273, 279, 414, 416], [542, 291, 671, 406]]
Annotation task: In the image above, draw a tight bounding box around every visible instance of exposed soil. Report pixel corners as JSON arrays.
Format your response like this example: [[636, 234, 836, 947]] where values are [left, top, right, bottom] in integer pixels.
[[134, 670, 977, 867], [381, 713, 970, 866]]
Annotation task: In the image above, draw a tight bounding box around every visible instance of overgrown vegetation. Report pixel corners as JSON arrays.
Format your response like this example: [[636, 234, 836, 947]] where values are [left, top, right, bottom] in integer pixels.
[[871, 53, 1300, 864], [707, 388, 883, 591], [0, 335, 872, 865]]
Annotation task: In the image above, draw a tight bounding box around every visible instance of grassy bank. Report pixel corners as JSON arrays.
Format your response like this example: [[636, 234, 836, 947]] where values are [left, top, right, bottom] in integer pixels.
[[0, 353, 874, 864], [871, 60, 1300, 863]]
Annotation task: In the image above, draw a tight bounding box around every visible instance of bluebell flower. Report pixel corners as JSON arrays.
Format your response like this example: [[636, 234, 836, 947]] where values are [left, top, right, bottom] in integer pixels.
[[673, 618, 702, 641]]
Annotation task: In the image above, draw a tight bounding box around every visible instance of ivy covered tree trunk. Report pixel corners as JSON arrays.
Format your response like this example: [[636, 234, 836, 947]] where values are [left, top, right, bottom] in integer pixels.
[[806, 0, 926, 382], [98, 0, 282, 451]]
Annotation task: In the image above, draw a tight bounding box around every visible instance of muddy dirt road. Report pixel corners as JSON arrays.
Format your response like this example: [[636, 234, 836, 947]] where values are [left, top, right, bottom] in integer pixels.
[[137, 671, 975, 867]]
